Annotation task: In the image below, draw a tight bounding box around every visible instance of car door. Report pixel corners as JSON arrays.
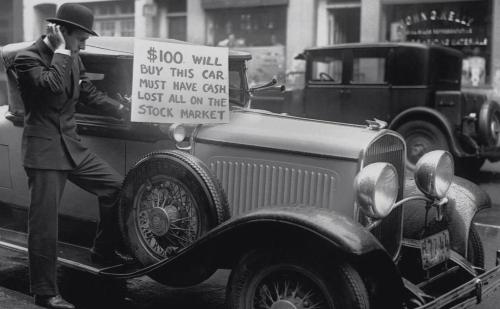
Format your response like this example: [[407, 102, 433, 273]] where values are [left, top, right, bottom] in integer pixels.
[[302, 49, 346, 122], [341, 47, 392, 125]]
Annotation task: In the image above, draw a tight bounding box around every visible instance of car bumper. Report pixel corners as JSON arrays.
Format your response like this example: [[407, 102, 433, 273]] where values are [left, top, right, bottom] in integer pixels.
[[418, 263, 500, 308]]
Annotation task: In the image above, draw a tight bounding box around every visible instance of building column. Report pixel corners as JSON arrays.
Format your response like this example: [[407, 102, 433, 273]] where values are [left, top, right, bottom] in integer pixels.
[[492, 0, 500, 97], [286, 0, 316, 72], [360, 0, 381, 43], [135, 0, 157, 38], [187, 0, 205, 44]]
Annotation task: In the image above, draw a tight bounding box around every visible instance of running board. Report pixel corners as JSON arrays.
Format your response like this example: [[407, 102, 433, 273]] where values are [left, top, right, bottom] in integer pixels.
[[0, 227, 126, 275]]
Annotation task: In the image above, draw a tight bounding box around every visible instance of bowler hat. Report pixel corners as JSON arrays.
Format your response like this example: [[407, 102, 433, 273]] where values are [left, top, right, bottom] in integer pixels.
[[47, 3, 98, 36]]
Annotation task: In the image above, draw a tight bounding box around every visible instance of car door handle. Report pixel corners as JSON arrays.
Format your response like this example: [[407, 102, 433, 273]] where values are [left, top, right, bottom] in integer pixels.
[[340, 89, 351, 95]]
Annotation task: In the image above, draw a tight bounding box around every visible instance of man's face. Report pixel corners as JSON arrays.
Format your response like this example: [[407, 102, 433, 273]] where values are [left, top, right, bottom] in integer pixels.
[[64, 29, 90, 53]]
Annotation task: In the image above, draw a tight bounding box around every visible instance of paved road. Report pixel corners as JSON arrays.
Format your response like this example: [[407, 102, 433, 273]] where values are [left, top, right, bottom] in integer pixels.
[[2, 161, 500, 309]]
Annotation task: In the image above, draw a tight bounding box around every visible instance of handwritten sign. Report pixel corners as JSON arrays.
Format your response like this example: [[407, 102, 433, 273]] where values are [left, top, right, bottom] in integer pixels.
[[131, 39, 229, 124]]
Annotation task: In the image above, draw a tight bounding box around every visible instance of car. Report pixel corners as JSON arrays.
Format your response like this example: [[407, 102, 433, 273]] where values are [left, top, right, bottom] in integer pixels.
[[1, 37, 500, 309], [278, 42, 500, 175]]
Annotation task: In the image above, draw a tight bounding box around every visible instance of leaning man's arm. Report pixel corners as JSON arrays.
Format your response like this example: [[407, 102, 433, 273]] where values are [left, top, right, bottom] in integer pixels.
[[14, 50, 73, 94], [78, 57, 124, 119]]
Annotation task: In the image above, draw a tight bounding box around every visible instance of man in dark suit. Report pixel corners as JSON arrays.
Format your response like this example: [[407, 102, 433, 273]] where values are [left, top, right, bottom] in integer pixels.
[[14, 3, 132, 308]]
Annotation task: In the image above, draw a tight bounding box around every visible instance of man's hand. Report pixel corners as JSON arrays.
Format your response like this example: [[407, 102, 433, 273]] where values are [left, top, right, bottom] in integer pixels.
[[116, 93, 131, 120], [46, 23, 66, 50]]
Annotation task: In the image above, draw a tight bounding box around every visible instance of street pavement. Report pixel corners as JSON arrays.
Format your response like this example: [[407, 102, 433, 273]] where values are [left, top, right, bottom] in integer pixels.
[[2, 161, 500, 308]]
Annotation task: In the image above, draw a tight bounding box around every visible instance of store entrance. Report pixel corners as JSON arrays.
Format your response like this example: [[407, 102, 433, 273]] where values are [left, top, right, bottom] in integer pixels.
[[328, 7, 360, 44]]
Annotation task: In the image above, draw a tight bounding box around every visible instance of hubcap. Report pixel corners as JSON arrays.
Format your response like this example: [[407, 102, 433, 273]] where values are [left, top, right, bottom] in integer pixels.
[[253, 271, 329, 309], [271, 300, 298, 309], [134, 176, 199, 259]]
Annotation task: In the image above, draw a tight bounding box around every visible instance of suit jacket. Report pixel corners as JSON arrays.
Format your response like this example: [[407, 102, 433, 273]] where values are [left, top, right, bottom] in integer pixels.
[[14, 37, 122, 170]]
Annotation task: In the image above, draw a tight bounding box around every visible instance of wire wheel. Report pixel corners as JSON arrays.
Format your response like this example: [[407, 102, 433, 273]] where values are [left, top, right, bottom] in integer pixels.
[[134, 175, 200, 259], [227, 250, 370, 309]]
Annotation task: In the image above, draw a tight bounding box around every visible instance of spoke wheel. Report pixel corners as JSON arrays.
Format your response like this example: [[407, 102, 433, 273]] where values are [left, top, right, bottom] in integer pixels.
[[134, 175, 200, 259], [120, 150, 230, 286], [227, 250, 370, 309]]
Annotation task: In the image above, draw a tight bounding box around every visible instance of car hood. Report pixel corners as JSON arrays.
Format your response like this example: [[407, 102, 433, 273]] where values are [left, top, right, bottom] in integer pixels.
[[194, 109, 388, 160]]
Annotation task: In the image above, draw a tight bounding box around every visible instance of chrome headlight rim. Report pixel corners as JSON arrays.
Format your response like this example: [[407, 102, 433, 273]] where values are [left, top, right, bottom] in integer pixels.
[[160, 123, 187, 142], [355, 162, 399, 220], [414, 150, 454, 199]]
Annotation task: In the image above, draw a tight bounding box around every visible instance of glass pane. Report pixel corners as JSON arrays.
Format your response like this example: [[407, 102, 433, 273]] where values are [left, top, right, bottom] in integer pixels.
[[352, 57, 386, 84], [311, 56, 342, 83], [168, 16, 187, 41]]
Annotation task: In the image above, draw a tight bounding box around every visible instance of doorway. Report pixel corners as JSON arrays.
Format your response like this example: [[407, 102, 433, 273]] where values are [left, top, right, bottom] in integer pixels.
[[328, 7, 360, 44]]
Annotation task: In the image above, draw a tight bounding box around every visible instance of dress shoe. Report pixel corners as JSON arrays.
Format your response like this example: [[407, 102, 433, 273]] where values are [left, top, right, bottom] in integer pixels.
[[90, 248, 135, 265], [34, 295, 75, 309]]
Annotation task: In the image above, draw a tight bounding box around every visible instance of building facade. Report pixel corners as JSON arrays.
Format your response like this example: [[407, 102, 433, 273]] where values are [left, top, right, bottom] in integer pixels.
[[17, 0, 500, 93]]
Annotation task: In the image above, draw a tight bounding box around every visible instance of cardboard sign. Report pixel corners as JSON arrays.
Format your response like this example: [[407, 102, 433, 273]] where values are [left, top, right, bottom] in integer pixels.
[[131, 39, 229, 124]]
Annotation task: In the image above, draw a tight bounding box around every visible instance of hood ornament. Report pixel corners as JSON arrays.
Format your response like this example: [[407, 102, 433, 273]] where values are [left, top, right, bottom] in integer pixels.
[[366, 118, 388, 130]]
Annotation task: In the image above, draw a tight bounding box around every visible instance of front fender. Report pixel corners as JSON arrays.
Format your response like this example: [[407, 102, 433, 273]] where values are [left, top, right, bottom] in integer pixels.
[[102, 207, 392, 277], [390, 107, 465, 157], [403, 176, 490, 256]]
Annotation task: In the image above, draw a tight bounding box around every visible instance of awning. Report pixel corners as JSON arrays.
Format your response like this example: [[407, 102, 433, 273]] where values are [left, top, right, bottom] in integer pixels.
[[201, 0, 288, 9]]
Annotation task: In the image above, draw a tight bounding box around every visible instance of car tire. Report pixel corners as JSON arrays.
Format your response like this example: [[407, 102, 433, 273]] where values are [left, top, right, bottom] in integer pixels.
[[226, 249, 370, 309], [119, 150, 230, 284], [467, 225, 484, 268], [478, 100, 500, 147], [396, 120, 450, 171]]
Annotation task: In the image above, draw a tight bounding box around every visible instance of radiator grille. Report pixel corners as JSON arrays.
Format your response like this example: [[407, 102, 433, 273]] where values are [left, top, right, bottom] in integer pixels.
[[362, 133, 405, 257], [209, 158, 338, 216]]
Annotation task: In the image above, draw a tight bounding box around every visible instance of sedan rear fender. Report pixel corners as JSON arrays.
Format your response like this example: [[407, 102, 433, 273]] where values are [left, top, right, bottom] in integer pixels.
[[102, 207, 404, 299], [390, 107, 465, 157]]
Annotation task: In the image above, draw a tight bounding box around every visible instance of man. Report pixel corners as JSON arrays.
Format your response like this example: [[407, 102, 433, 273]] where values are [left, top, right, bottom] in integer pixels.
[[14, 3, 132, 308]]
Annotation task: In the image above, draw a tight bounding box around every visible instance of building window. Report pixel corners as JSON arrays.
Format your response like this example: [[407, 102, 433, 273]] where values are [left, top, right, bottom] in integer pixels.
[[165, 0, 187, 41], [384, 1, 491, 87], [80, 1, 135, 37]]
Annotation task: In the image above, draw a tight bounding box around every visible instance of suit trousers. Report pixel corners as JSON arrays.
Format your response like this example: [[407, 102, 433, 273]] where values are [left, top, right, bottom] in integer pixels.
[[25, 152, 123, 296]]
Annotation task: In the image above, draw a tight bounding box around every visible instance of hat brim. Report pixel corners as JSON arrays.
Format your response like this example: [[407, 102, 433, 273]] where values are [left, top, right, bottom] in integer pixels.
[[46, 18, 99, 36]]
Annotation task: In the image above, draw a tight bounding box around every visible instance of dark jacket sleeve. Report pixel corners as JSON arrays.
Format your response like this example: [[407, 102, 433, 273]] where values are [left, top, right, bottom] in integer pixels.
[[14, 51, 73, 95], [78, 57, 123, 118]]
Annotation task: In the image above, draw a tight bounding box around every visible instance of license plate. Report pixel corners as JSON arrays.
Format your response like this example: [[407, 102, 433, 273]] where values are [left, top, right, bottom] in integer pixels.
[[421, 230, 450, 270]]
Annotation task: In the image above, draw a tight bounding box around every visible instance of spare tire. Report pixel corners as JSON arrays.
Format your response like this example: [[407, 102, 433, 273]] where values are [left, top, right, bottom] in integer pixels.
[[119, 150, 230, 268], [478, 100, 500, 147]]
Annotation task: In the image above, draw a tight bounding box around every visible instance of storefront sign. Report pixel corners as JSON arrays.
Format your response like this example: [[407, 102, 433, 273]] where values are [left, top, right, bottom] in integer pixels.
[[131, 39, 229, 124]]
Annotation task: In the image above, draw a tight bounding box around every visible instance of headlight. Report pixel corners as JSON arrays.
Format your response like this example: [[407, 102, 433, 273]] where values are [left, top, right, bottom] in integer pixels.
[[160, 123, 186, 142], [414, 150, 454, 199], [354, 162, 398, 219]]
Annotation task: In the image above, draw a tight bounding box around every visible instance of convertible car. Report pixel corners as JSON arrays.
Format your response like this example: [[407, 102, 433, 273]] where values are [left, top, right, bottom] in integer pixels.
[[1, 37, 500, 309]]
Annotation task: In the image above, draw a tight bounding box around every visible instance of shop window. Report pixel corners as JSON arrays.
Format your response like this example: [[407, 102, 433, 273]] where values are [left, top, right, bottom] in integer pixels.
[[99, 21, 116, 36], [163, 0, 187, 41], [311, 57, 343, 84], [79, 1, 134, 37], [121, 20, 135, 37], [208, 6, 286, 47], [384, 1, 491, 87]]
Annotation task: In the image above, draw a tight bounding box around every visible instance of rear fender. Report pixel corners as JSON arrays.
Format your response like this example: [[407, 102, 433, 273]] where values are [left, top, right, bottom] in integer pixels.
[[402, 176, 490, 256], [390, 107, 465, 157], [101, 207, 404, 304]]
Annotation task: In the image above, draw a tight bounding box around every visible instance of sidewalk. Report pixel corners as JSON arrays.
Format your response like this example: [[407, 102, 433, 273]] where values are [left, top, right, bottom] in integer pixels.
[[0, 287, 40, 309]]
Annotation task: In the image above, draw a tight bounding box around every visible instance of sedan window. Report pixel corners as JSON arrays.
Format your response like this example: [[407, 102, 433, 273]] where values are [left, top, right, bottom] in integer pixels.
[[352, 56, 386, 84], [310, 56, 342, 83]]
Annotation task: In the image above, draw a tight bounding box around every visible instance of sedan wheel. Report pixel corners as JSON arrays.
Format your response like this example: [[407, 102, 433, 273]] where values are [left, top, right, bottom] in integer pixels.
[[227, 250, 370, 309]]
